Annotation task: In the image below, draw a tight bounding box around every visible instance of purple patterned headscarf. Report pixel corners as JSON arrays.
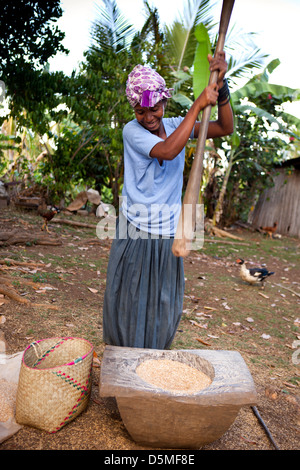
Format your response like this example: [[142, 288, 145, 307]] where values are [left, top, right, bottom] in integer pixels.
[[126, 64, 173, 108]]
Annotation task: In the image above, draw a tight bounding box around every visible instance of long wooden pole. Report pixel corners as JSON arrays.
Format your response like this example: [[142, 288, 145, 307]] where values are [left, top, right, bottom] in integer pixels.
[[172, 0, 235, 258]]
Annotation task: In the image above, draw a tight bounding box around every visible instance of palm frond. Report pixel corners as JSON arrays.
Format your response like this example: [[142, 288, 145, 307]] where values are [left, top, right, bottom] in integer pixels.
[[164, 0, 216, 70], [141, 1, 162, 44], [220, 25, 269, 84], [227, 49, 269, 85], [179, 0, 216, 31], [90, 0, 136, 53]]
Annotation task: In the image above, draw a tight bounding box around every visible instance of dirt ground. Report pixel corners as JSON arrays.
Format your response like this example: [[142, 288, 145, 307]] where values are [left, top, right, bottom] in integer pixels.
[[0, 206, 299, 452]]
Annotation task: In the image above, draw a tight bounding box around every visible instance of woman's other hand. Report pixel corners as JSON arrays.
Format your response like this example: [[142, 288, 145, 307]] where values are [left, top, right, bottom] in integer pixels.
[[207, 51, 228, 89]]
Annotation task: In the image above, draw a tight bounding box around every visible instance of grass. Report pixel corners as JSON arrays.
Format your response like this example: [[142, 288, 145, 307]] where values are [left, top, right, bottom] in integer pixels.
[[202, 233, 299, 263]]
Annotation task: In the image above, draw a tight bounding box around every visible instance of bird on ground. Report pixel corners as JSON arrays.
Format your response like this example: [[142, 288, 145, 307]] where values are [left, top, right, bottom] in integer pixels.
[[260, 222, 277, 239], [37, 200, 60, 233], [236, 258, 274, 288]]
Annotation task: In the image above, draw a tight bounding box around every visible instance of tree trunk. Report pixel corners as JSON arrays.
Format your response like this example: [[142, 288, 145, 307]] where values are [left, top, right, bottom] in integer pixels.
[[212, 149, 234, 226]]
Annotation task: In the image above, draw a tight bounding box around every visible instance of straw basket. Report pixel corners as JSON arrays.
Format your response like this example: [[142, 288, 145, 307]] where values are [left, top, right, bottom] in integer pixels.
[[16, 337, 94, 433]]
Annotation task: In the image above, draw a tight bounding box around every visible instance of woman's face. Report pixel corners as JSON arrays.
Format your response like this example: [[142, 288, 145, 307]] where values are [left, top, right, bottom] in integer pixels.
[[134, 100, 166, 134]]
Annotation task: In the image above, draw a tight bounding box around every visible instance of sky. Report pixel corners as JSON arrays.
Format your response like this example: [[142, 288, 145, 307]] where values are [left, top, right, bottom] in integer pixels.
[[48, 0, 300, 119]]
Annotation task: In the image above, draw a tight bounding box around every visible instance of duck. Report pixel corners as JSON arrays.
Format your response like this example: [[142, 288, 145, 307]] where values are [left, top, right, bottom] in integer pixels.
[[236, 258, 274, 288]]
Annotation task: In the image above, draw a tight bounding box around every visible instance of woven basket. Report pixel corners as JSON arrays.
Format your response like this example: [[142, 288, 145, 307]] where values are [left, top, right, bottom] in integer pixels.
[[16, 337, 94, 433]]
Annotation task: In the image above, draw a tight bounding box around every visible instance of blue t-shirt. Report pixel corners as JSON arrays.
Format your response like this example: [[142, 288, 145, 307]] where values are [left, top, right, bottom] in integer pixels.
[[121, 117, 194, 236]]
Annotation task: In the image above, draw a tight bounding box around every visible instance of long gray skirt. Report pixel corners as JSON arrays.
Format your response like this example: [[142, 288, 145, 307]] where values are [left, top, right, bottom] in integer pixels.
[[102, 213, 185, 350]]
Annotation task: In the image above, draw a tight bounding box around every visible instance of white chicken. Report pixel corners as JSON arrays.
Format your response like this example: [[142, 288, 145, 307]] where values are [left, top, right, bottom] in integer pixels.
[[236, 258, 274, 288]]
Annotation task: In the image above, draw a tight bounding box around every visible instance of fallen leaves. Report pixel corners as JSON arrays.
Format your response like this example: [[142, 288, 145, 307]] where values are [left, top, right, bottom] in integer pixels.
[[222, 302, 231, 310], [93, 350, 101, 368], [258, 292, 269, 299], [0, 258, 45, 268], [0, 258, 60, 310], [265, 386, 279, 401], [273, 282, 300, 299], [0, 284, 58, 310], [184, 294, 282, 347], [87, 287, 99, 294], [196, 337, 211, 346], [282, 381, 298, 389], [240, 435, 258, 446], [189, 320, 207, 329]]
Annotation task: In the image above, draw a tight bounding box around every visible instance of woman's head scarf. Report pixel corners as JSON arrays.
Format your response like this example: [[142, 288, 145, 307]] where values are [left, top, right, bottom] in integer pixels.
[[126, 64, 173, 108]]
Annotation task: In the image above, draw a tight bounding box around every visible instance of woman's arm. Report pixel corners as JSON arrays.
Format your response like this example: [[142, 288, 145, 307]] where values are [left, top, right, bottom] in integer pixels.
[[150, 52, 233, 161], [150, 84, 219, 160], [196, 98, 234, 139]]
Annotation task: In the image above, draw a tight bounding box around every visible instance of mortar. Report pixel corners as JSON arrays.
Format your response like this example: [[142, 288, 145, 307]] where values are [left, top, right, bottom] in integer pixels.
[[100, 345, 257, 449]]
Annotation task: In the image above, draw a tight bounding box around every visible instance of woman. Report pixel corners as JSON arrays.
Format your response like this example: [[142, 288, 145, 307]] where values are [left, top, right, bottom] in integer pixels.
[[102, 52, 233, 349]]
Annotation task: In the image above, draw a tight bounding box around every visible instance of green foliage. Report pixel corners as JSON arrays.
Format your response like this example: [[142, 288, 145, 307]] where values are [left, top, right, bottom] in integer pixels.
[[221, 109, 289, 224], [0, 1, 67, 69], [193, 23, 211, 99], [0, 0, 69, 180], [5, 67, 69, 135], [163, 0, 214, 70], [0, 1, 68, 131], [91, 0, 136, 52], [215, 60, 300, 225], [1, 0, 299, 224], [172, 22, 300, 225], [0, 133, 21, 174], [46, 0, 179, 205], [55, 1, 142, 205]]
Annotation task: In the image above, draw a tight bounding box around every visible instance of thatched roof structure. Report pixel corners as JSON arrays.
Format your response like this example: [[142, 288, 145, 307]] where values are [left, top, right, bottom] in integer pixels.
[[250, 157, 300, 238]]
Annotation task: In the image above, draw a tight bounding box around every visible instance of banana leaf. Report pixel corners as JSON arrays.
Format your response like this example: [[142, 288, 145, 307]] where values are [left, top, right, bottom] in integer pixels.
[[234, 104, 300, 138], [171, 70, 192, 94], [172, 92, 194, 108], [192, 23, 211, 99], [231, 81, 300, 104], [253, 58, 281, 82]]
